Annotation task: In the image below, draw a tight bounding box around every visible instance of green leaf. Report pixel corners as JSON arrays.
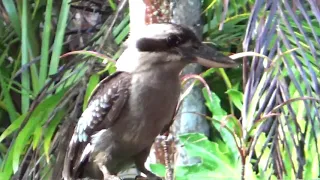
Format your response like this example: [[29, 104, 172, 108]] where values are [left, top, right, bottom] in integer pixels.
[[108, 0, 117, 11], [202, 0, 217, 14], [0, 71, 19, 121], [113, 15, 130, 38], [12, 119, 34, 173], [303, 137, 319, 179], [201, 68, 216, 78], [178, 133, 239, 172], [39, 0, 53, 88], [12, 88, 67, 172], [32, 126, 42, 150], [175, 133, 242, 179], [21, 0, 31, 113], [48, 0, 71, 76], [175, 167, 240, 180], [202, 88, 227, 120], [0, 114, 26, 143], [150, 163, 166, 177], [44, 109, 66, 162], [114, 23, 130, 45], [0, 166, 12, 180], [83, 74, 100, 110], [2, 0, 21, 37], [226, 89, 243, 110], [202, 89, 239, 155]]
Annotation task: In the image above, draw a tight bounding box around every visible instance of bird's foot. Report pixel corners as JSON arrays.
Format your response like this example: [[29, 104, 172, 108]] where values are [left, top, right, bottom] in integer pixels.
[[135, 175, 162, 180]]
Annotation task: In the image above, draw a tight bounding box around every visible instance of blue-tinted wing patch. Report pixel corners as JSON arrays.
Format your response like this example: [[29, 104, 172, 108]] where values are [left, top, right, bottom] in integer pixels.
[[74, 88, 116, 143]]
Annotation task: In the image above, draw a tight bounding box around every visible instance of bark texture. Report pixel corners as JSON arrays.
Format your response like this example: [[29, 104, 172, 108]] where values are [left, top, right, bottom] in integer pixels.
[[171, 0, 210, 166]]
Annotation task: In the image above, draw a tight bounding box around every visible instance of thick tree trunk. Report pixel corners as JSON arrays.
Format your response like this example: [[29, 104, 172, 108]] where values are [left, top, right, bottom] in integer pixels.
[[170, 0, 210, 166]]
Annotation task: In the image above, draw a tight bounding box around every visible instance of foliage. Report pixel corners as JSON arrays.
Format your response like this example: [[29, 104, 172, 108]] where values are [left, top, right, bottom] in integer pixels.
[[0, 0, 124, 179], [0, 0, 319, 180], [161, 0, 320, 179]]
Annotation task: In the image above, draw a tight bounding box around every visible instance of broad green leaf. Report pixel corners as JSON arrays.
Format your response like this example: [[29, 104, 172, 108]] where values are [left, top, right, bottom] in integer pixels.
[[178, 133, 239, 173], [0, 170, 11, 180], [150, 163, 166, 177], [202, 89, 239, 156]]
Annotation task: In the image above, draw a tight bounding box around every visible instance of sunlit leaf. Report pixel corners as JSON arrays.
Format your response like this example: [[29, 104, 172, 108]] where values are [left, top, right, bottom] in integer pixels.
[[0, 114, 26, 143], [176, 133, 241, 179], [150, 163, 166, 177]]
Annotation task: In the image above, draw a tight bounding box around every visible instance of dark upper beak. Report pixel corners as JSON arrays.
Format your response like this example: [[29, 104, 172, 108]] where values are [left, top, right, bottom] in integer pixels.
[[179, 43, 238, 68]]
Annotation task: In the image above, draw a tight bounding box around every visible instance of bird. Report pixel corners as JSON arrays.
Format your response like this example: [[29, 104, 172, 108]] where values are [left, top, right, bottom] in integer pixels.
[[62, 23, 237, 180]]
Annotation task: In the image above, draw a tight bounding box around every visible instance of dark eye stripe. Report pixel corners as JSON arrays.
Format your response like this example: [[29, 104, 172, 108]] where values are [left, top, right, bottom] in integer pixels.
[[136, 24, 200, 52], [136, 38, 168, 51], [136, 35, 188, 52]]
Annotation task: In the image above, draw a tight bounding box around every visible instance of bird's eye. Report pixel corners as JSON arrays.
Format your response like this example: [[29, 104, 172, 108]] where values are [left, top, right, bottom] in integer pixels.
[[167, 35, 181, 47]]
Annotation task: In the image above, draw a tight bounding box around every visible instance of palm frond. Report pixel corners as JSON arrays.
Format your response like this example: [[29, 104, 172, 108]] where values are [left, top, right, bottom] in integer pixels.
[[243, 0, 320, 179]]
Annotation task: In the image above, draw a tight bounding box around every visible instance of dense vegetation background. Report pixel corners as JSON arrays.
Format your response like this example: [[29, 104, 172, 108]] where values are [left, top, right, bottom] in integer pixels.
[[0, 0, 319, 179]]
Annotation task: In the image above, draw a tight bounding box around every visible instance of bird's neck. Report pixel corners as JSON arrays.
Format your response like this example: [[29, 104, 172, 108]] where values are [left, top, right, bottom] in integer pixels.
[[116, 48, 141, 73], [132, 67, 181, 87]]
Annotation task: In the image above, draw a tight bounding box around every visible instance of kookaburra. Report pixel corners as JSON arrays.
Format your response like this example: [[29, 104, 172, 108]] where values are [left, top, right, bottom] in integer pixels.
[[63, 23, 237, 180]]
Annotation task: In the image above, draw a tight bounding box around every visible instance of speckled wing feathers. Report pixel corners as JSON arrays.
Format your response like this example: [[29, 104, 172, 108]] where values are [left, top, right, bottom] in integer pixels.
[[63, 71, 131, 179]]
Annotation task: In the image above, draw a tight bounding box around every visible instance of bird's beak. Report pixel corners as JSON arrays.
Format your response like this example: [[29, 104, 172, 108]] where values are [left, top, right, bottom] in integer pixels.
[[179, 43, 238, 68]]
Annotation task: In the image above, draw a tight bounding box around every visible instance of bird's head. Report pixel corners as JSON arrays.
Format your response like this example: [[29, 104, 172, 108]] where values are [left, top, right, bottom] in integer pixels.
[[116, 23, 237, 73]]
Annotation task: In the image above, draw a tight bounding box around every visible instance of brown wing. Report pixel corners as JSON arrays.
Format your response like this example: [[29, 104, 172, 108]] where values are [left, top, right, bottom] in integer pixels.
[[63, 71, 131, 179]]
